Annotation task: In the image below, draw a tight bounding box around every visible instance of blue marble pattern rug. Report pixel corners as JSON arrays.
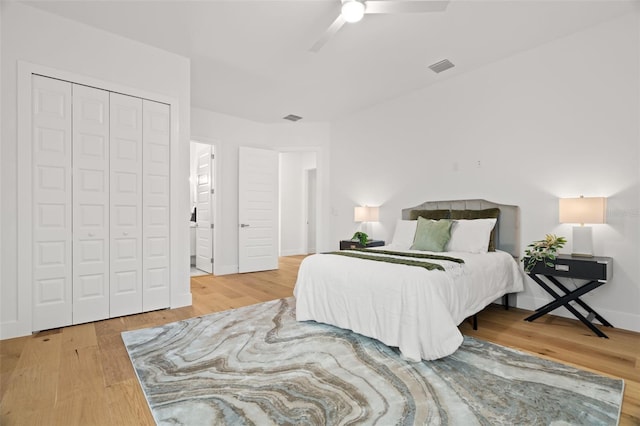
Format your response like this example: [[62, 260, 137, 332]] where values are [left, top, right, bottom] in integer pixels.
[[122, 298, 624, 425]]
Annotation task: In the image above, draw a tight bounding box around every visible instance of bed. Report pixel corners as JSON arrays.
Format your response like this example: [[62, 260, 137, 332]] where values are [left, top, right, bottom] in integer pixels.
[[294, 199, 524, 361]]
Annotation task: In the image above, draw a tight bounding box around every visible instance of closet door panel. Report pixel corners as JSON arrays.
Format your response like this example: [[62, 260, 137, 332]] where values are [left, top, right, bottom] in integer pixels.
[[110, 93, 143, 317], [72, 84, 110, 324], [142, 100, 171, 311], [32, 75, 73, 331]]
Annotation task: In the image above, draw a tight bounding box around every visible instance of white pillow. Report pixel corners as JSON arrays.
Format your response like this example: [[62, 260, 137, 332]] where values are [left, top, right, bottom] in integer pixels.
[[446, 218, 497, 254], [390, 219, 417, 250]]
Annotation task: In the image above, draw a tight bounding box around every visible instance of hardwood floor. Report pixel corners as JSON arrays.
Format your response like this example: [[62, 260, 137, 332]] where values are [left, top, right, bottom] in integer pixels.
[[1, 255, 638, 425]]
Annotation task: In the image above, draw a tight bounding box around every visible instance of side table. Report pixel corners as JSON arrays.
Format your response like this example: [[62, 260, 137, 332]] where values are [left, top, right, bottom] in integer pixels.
[[339, 240, 385, 250], [524, 254, 613, 338]]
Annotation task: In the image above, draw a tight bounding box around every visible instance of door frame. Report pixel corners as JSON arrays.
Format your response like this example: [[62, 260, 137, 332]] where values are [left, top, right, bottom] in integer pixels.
[[276, 146, 323, 258], [305, 168, 317, 254], [11, 61, 183, 338], [190, 136, 219, 275]]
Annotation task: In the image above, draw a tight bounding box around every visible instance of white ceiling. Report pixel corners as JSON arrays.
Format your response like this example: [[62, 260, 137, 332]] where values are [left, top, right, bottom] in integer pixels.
[[22, 0, 637, 123]]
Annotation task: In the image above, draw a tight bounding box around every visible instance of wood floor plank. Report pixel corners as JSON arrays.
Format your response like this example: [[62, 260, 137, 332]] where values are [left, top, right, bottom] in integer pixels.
[[54, 346, 110, 425], [1, 255, 638, 425], [105, 379, 155, 426], [100, 345, 137, 387], [2, 331, 64, 423], [60, 322, 98, 351], [0, 337, 27, 401]]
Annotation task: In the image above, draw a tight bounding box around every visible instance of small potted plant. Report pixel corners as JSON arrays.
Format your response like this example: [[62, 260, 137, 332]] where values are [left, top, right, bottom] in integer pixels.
[[522, 234, 567, 273], [351, 231, 369, 247]]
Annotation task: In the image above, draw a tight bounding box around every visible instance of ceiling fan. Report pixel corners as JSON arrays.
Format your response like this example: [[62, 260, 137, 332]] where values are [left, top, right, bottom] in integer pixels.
[[310, 0, 450, 52]]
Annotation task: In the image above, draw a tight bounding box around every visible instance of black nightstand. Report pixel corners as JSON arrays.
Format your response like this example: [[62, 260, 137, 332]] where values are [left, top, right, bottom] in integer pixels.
[[524, 254, 613, 338], [339, 240, 385, 250]]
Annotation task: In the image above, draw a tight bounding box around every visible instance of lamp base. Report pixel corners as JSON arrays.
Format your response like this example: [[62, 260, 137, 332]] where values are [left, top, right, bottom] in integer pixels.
[[571, 226, 594, 257]]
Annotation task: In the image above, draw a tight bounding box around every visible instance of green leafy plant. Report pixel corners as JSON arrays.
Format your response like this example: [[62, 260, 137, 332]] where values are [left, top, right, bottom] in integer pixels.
[[351, 231, 369, 247], [522, 234, 567, 273]]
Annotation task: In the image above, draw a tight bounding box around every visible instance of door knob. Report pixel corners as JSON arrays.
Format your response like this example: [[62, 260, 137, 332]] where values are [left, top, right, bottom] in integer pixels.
[[240, 223, 250, 228], [123, 231, 129, 236], [88, 232, 95, 237]]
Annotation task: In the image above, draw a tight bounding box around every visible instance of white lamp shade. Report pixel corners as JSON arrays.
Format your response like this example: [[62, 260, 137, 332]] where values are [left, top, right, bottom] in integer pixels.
[[559, 197, 606, 225], [368, 206, 379, 222], [354, 206, 379, 222], [342, 0, 366, 23]]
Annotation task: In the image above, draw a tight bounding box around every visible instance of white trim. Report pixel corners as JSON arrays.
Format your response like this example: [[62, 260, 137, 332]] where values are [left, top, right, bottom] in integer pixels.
[[304, 168, 318, 254], [280, 249, 308, 257], [0, 6, 3, 337], [8, 62, 34, 339], [214, 264, 239, 276], [4, 61, 190, 339], [275, 145, 325, 258], [171, 291, 193, 309]]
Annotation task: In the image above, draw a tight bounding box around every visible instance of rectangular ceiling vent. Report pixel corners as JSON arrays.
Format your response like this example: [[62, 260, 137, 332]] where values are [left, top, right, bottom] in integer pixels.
[[283, 114, 303, 122], [429, 59, 455, 74]]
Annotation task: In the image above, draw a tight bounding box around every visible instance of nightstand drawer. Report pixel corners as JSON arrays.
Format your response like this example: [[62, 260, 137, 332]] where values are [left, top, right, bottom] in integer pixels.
[[339, 240, 385, 250], [527, 255, 612, 282]]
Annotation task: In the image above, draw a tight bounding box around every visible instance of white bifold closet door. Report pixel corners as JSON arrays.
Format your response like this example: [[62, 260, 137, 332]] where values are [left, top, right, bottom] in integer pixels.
[[31, 75, 170, 330], [109, 93, 143, 318], [72, 84, 110, 324], [32, 76, 73, 331], [142, 100, 171, 311]]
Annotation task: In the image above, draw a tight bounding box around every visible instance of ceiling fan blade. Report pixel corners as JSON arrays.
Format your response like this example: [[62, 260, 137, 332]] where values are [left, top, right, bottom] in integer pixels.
[[365, 1, 449, 14], [309, 14, 346, 53]]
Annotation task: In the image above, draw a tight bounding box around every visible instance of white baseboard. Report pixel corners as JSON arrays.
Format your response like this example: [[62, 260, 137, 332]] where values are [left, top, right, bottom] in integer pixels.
[[280, 249, 307, 257], [0, 320, 31, 340], [516, 294, 640, 333], [214, 264, 239, 276], [171, 292, 192, 309]]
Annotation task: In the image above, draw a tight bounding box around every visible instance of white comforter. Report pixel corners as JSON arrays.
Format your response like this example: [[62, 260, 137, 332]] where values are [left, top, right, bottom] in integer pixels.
[[294, 248, 524, 361]]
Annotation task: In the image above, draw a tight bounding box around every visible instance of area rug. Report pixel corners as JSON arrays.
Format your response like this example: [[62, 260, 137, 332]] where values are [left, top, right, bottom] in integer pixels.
[[122, 298, 624, 425]]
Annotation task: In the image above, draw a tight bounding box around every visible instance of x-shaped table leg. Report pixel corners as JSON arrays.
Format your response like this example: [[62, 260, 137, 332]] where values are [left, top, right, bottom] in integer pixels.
[[524, 274, 610, 338]]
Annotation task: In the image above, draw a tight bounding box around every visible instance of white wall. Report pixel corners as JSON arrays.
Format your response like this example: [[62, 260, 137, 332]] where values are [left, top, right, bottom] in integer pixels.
[[191, 108, 331, 274], [280, 152, 317, 256], [330, 12, 640, 332], [1, 2, 192, 339], [0, 4, 4, 333]]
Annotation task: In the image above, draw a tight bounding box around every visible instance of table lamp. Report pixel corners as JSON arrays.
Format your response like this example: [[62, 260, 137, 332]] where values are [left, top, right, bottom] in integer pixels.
[[354, 206, 379, 236], [559, 196, 606, 257]]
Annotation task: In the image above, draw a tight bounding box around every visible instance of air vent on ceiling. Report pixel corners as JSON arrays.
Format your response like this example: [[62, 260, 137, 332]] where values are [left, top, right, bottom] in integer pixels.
[[283, 114, 303, 122], [429, 59, 455, 74]]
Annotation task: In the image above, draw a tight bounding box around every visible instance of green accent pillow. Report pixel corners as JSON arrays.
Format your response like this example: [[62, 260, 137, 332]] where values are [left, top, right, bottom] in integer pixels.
[[450, 208, 500, 251], [410, 217, 452, 252], [408, 209, 451, 221]]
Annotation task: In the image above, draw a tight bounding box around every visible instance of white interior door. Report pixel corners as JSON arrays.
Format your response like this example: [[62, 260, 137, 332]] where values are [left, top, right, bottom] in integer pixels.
[[32, 75, 73, 331], [238, 146, 279, 273], [195, 144, 213, 273], [142, 99, 171, 311], [72, 84, 110, 324], [109, 93, 143, 317]]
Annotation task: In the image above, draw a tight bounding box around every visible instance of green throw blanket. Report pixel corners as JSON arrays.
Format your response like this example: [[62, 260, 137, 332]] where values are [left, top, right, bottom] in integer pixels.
[[327, 248, 464, 271]]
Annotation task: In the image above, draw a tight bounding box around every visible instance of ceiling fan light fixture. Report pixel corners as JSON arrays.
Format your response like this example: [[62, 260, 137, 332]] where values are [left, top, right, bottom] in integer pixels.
[[341, 0, 366, 23]]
